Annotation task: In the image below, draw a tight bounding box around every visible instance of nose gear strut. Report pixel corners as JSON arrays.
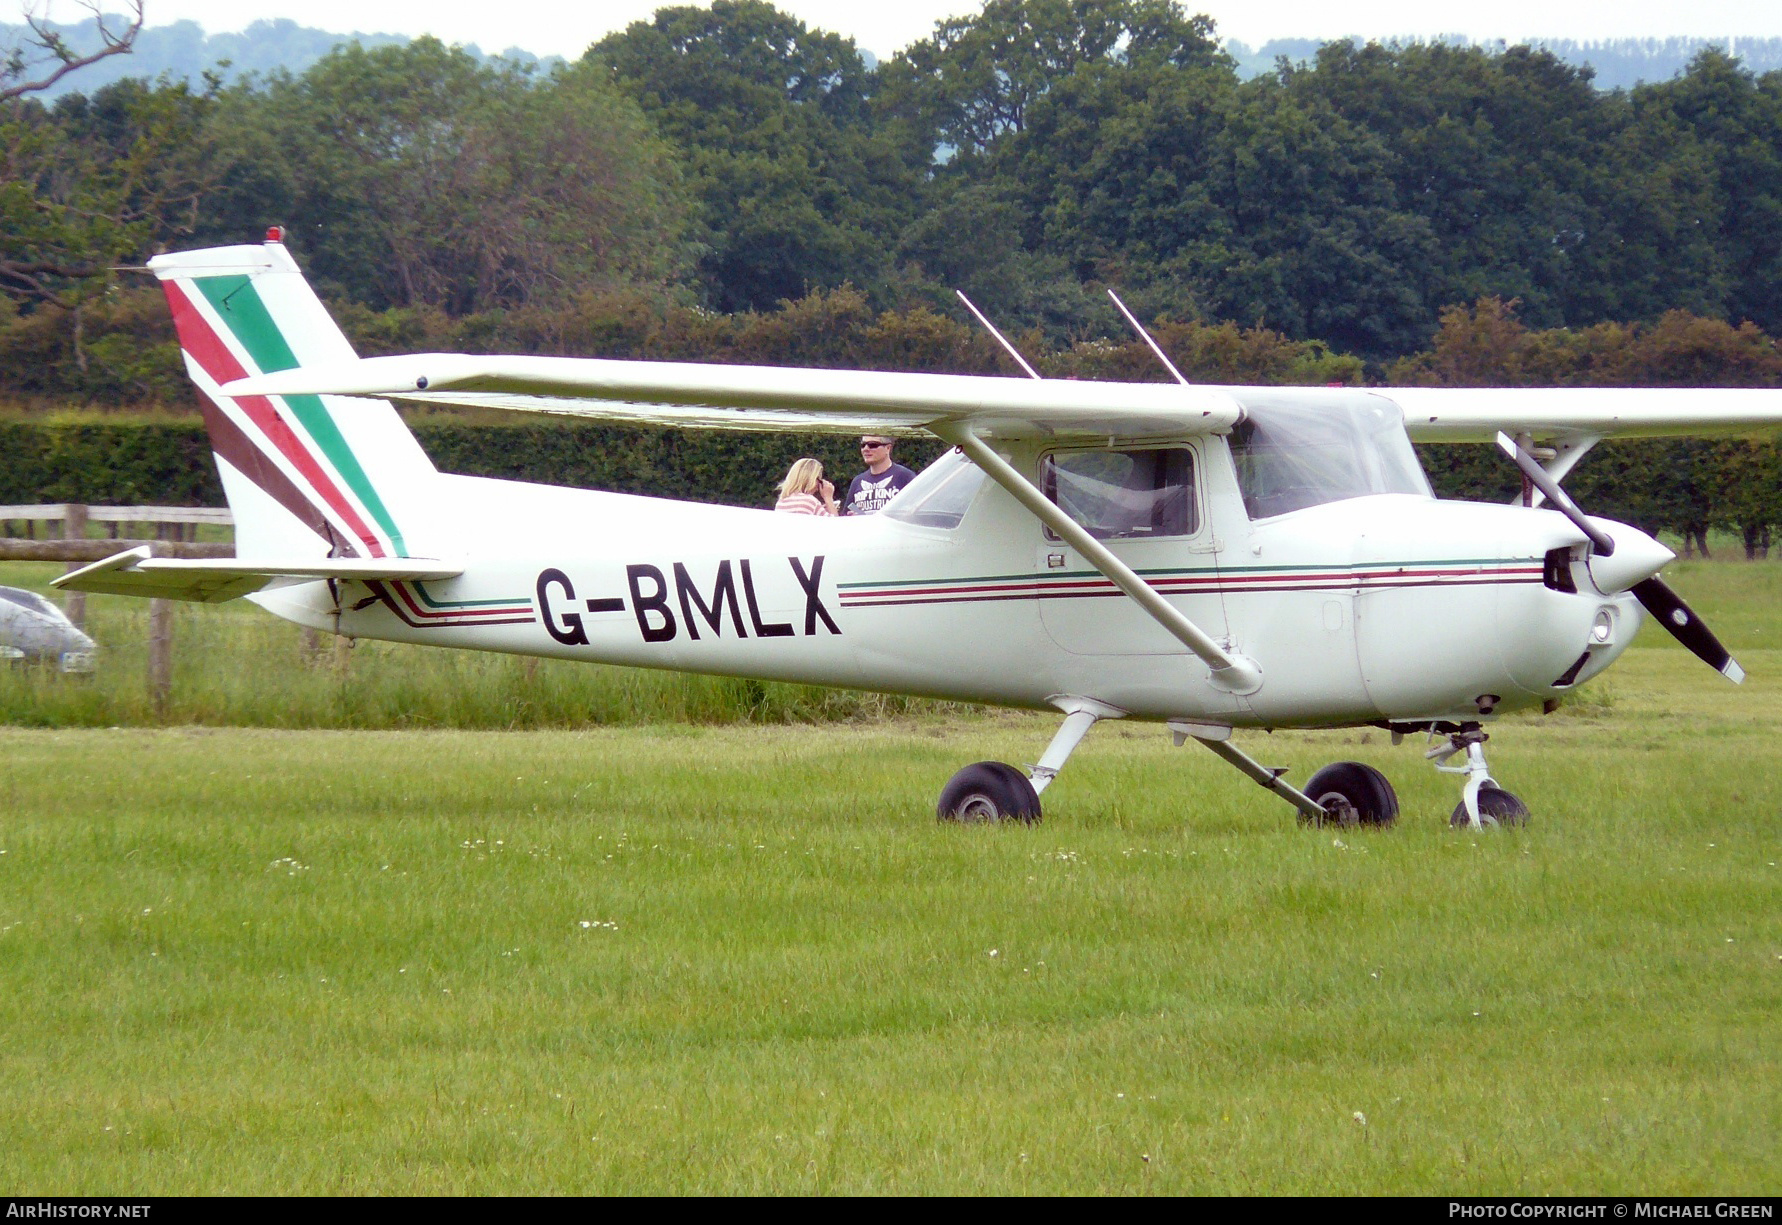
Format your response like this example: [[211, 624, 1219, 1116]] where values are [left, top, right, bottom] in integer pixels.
[[1426, 723, 1529, 828]]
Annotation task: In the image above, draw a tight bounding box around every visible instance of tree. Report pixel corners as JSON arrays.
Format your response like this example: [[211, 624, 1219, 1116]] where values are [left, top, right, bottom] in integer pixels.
[[875, 1, 1235, 335], [1298, 42, 1747, 335], [200, 40, 692, 313], [1711, 439, 1782, 558], [1635, 50, 1782, 334], [1, 0, 156, 313], [2, 1, 214, 389], [593, 1, 923, 312], [879, 0, 1226, 161], [1, 0, 140, 100], [1169, 75, 1437, 354]]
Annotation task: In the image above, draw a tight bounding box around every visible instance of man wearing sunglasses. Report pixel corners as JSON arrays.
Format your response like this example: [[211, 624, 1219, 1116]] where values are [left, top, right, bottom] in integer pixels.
[[844, 436, 916, 516]]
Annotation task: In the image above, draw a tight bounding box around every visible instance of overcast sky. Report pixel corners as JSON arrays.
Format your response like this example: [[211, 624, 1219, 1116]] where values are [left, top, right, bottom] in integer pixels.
[[61, 1, 1782, 61]]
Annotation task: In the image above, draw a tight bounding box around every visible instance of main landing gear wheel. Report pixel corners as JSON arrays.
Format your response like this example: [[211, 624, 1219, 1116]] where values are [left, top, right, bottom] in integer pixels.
[[1450, 786, 1530, 829], [937, 761, 1041, 825], [1301, 761, 1399, 828]]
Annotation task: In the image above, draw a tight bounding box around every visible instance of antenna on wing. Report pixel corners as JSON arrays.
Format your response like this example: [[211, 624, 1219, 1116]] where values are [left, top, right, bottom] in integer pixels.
[[1106, 289, 1190, 386], [955, 290, 1042, 380]]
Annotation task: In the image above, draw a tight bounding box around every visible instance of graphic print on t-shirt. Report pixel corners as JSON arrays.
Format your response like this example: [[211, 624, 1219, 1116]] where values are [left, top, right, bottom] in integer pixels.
[[846, 465, 915, 515]]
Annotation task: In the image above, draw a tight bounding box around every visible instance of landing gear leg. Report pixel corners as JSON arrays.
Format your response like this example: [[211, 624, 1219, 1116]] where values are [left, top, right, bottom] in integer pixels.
[[1427, 724, 1530, 828], [1028, 706, 1101, 796], [936, 698, 1119, 823]]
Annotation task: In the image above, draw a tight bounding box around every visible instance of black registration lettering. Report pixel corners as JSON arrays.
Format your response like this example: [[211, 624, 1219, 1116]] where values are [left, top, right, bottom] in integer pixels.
[[536, 568, 589, 646], [739, 559, 794, 638], [789, 555, 840, 636], [625, 564, 677, 642], [674, 560, 748, 641]]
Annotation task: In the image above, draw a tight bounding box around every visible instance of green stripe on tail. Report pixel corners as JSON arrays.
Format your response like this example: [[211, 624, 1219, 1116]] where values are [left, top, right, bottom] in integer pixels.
[[195, 275, 410, 557]]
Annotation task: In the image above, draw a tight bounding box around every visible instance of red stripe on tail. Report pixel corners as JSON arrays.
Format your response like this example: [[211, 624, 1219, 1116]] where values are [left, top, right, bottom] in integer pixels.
[[163, 280, 387, 558]]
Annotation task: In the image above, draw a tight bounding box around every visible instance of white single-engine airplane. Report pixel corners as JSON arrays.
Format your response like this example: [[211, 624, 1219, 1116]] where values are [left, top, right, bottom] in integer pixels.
[[56, 235, 1782, 827]]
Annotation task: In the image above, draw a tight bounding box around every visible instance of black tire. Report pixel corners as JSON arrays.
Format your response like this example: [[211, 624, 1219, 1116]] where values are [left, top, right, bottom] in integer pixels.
[[1450, 786, 1530, 829], [937, 761, 1041, 825], [1302, 761, 1399, 828]]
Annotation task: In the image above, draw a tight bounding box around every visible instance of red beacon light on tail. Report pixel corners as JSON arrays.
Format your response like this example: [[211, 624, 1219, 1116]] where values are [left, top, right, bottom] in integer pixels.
[[265, 226, 285, 243]]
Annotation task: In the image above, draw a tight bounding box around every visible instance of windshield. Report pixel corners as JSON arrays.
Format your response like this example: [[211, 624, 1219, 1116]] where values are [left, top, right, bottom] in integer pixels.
[[880, 448, 988, 529], [1228, 395, 1431, 519]]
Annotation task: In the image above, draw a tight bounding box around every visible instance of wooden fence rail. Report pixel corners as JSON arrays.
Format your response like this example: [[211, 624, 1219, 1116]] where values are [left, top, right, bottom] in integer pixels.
[[1, 504, 238, 715], [0, 503, 232, 544], [0, 504, 234, 523]]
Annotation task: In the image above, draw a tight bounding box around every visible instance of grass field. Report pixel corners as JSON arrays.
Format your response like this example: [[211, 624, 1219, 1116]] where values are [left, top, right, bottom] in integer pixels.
[[0, 561, 1778, 1193]]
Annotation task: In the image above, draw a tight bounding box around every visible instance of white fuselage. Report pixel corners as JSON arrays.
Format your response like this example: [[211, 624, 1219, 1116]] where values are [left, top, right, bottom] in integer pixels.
[[256, 435, 1639, 729]]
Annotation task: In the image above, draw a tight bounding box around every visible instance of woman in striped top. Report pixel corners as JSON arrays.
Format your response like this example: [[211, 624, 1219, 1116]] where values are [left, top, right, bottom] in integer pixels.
[[775, 458, 838, 516]]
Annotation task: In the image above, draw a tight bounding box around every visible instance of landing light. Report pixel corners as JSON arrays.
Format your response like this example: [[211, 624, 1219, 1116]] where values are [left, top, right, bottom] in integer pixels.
[[1591, 609, 1615, 644]]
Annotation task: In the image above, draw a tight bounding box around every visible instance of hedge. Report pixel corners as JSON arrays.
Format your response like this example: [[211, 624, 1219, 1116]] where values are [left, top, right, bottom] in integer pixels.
[[0, 418, 945, 510], [0, 420, 224, 505]]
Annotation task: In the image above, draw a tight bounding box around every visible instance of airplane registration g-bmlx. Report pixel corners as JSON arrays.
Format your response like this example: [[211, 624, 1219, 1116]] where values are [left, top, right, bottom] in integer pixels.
[[56, 234, 1782, 828]]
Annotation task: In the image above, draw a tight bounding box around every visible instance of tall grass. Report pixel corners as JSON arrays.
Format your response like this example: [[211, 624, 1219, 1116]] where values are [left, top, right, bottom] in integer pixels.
[[0, 562, 947, 728]]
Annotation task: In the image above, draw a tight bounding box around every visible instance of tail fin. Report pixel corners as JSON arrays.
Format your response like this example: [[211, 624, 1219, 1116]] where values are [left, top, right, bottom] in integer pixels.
[[150, 236, 439, 561]]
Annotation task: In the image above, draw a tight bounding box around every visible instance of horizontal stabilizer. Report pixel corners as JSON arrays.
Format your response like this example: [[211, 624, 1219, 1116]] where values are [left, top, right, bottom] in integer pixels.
[[51, 547, 462, 604]]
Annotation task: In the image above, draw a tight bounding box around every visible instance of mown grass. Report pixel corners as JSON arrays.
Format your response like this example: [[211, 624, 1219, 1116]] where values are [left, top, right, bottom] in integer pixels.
[[0, 560, 1778, 1193]]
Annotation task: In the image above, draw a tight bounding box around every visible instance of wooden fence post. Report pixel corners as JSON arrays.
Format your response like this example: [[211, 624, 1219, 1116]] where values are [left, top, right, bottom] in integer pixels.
[[61, 503, 88, 630], [148, 598, 172, 717]]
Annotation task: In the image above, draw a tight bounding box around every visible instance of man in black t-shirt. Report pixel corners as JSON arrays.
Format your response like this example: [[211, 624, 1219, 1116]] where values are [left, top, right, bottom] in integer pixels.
[[845, 435, 916, 515]]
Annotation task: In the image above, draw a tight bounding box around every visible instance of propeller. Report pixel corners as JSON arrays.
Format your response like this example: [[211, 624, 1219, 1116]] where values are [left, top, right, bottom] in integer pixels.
[[1496, 432, 1745, 684], [1627, 577, 1746, 683]]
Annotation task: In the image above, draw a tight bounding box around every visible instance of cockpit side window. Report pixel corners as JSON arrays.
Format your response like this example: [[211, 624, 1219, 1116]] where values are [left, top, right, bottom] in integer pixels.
[[1039, 447, 1197, 540]]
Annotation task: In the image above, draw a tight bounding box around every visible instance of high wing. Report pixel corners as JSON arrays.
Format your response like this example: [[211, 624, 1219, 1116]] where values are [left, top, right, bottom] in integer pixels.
[[222, 353, 1243, 440], [52, 546, 462, 603], [1389, 387, 1782, 443], [225, 354, 1782, 444]]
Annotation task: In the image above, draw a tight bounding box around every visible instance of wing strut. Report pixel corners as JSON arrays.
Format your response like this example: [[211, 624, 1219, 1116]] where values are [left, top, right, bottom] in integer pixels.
[[1513, 432, 1600, 509], [932, 423, 1262, 694], [1186, 731, 1326, 821]]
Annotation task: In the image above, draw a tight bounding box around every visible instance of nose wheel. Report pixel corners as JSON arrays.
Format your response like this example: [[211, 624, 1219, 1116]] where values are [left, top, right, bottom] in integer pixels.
[[1428, 725, 1529, 828], [1449, 785, 1530, 828]]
